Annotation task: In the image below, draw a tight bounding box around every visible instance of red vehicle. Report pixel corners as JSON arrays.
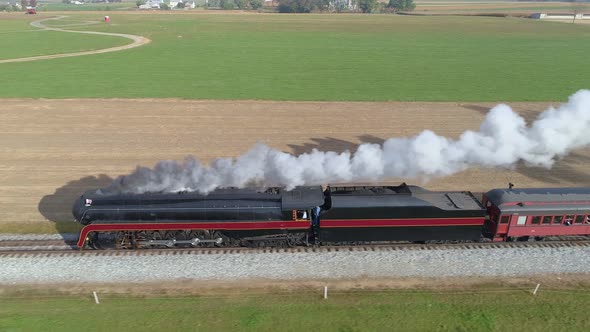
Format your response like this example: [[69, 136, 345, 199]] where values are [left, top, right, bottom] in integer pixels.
[[26, 7, 37, 14], [483, 188, 590, 241]]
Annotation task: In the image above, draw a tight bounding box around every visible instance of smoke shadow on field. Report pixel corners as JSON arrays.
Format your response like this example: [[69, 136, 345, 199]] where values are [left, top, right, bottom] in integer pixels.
[[357, 134, 386, 145], [463, 104, 491, 117], [515, 152, 590, 186], [287, 135, 386, 155], [38, 175, 114, 239], [463, 104, 547, 124]]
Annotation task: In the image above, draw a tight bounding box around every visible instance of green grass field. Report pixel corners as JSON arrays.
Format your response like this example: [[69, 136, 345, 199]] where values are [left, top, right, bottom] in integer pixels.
[[1, 288, 590, 331], [0, 13, 589, 101]]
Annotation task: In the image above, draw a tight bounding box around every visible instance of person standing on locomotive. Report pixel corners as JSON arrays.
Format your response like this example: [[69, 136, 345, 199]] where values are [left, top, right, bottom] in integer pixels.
[[310, 205, 321, 245]]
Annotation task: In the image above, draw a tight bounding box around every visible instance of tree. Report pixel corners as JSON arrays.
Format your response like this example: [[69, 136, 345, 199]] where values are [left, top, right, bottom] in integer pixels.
[[249, 0, 263, 9], [22, 0, 28, 9], [176, 0, 185, 8], [29, 0, 37, 7], [277, 0, 325, 13], [278, 0, 302, 12], [277, 0, 293, 12], [331, 0, 348, 12], [159, 2, 170, 9], [387, 0, 415, 12], [136, 0, 145, 7], [357, 0, 376, 13], [234, 0, 248, 9], [220, 0, 234, 9], [572, 2, 584, 24], [206, 0, 220, 7]]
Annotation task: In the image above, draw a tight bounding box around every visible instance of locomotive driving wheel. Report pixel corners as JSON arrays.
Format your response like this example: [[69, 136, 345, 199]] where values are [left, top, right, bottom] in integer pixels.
[[285, 234, 303, 247], [211, 231, 231, 247], [142, 230, 175, 248], [114, 231, 134, 249], [169, 230, 188, 246]]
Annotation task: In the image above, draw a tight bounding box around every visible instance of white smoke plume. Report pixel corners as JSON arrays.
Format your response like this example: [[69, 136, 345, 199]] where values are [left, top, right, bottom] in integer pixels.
[[103, 90, 590, 195]]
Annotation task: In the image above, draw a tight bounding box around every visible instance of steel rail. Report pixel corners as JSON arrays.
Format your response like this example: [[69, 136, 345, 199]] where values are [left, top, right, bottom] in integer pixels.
[[1, 239, 589, 257]]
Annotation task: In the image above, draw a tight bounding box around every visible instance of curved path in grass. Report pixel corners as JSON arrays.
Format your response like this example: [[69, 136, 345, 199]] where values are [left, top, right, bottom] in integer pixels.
[[0, 16, 151, 64]]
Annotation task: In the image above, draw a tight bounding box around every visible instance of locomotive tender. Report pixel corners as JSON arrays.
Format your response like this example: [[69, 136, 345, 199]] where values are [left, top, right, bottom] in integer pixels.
[[73, 184, 590, 249]]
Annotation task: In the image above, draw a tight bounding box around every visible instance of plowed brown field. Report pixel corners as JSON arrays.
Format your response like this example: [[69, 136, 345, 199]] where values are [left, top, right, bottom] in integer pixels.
[[1, 99, 589, 233]]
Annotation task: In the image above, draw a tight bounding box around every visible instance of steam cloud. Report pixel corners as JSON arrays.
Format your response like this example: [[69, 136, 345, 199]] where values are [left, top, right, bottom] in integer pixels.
[[103, 90, 590, 195]]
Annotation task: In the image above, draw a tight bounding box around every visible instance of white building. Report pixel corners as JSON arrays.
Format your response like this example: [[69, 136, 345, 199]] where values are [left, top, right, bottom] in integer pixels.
[[140, 0, 162, 8]]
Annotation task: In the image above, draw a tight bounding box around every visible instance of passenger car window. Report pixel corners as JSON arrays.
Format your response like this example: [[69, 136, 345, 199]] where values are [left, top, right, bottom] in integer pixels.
[[574, 215, 584, 224], [553, 216, 563, 224], [531, 216, 541, 224], [517, 216, 527, 225], [500, 216, 509, 224], [542, 216, 552, 224]]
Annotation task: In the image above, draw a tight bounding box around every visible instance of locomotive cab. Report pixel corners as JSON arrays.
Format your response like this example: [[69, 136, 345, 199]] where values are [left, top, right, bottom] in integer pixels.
[[294, 210, 310, 221]]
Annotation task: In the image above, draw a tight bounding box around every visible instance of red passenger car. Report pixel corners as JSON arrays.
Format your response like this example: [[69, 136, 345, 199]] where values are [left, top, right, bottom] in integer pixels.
[[482, 188, 590, 241]]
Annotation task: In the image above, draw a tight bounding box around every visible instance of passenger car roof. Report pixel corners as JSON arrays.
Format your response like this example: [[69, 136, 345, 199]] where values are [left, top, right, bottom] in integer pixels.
[[485, 187, 590, 213]]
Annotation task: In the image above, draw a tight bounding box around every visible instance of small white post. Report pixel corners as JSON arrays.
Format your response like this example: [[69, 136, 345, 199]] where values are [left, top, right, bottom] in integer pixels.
[[93, 291, 100, 304], [323, 286, 328, 299], [533, 284, 541, 296]]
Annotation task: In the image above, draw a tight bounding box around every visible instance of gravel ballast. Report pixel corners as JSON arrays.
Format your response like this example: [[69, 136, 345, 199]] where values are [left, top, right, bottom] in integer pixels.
[[1, 246, 589, 284]]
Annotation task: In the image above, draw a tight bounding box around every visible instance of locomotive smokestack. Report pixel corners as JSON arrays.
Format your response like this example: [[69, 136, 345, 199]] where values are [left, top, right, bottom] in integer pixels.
[[104, 90, 590, 195]]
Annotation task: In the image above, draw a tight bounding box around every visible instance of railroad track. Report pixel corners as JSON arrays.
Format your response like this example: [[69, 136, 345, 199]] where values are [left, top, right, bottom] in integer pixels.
[[0, 240, 77, 252], [1, 237, 589, 257]]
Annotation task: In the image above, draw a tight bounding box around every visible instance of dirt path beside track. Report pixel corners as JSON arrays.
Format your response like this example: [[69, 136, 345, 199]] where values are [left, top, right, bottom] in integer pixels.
[[0, 99, 589, 231], [0, 16, 150, 64], [2, 274, 589, 296]]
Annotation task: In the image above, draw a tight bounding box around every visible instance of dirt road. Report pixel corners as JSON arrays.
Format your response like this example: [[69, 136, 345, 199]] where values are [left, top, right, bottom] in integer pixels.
[[0, 99, 588, 232], [0, 16, 150, 64], [2, 273, 589, 296]]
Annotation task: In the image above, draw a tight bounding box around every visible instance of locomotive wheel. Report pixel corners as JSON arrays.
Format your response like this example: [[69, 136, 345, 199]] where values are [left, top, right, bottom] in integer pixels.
[[285, 234, 304, 247], [285, 236, 297, 248], [201, 230, 222, 247], [89, 232, 119, 250], [174, 230, 193, 240], [212, 231, 232, 247], [173, 230, 195, 247], [153, 231, 174, 248], [86, 232, 99, 250], [114, 231, 134, 249]]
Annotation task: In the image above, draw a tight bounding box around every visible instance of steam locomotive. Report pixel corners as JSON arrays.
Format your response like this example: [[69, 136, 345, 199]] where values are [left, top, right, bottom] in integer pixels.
[[73, 184, 590, 249]]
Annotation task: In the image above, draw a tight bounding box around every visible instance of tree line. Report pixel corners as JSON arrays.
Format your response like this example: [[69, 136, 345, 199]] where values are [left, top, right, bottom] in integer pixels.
[[0, 0, 37, 11], [134, 0, 414, 12], [135, 0, 263, 10], [277, 0, 415, 13]]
